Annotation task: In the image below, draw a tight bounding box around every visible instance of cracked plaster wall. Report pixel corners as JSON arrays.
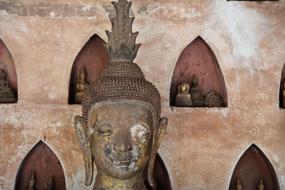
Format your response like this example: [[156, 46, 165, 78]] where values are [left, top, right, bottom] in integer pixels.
[[0, 0, 285, 189]]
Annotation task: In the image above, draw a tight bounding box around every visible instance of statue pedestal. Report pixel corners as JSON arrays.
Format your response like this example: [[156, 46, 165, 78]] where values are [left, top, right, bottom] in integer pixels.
[[0, 87, 16, 103]]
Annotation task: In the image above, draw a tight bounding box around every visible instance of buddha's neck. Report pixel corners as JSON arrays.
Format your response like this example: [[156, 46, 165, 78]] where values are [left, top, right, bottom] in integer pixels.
[[94, 172, 147, 190]]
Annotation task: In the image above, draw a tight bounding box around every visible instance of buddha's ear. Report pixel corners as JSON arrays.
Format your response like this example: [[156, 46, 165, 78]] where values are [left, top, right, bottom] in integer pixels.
[[157, 117, 168, 147], [147, 117, 168, 188], [74, 115, 93, 186]]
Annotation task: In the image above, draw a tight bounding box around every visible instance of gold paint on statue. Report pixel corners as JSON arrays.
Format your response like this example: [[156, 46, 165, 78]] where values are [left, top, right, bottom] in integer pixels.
[[175, 82, 192, 107], [74, 0, 167, 190]]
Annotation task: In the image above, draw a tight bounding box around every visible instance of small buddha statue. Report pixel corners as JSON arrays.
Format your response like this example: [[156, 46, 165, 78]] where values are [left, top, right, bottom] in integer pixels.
[[204, 90, 224, 107], [258, 178, 265, 190], [0, 67, 16, 103], [75, 68, 86, 104], [235, 177, 242, 190], [74, 1, 167, 190], [190, 74, 204, 107], [25, 171, 37, 190], [175, 82, 192, 107], [0, 68, 8, 87], [44, 177, 55, 190]]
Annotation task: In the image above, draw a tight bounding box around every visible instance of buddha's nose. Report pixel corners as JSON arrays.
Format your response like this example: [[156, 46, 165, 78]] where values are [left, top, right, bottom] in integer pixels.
[[113, 135, 132, 152]]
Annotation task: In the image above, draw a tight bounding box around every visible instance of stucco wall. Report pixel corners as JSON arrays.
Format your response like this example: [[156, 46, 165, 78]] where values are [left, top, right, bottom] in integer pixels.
[[0, 0, 285, 189]]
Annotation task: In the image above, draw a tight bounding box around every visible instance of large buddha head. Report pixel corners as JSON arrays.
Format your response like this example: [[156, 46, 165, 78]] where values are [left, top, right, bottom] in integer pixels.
[[74, 0, 167, 189]]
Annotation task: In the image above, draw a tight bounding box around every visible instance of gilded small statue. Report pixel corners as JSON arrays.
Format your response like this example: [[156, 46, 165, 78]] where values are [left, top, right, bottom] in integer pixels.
[[75, 68, 86, 104], [175, 82, 192, 107], [74, 0, 167, 190], [235, 177, 242, 190], [258, 178, 265, 190], [25, 171, 37, 190], [0, 67, 16, 103], [190, 75, 204, 107]]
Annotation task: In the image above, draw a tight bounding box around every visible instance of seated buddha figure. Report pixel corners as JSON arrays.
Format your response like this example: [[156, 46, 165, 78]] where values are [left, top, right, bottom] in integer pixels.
[[74, 1, 167, 190], [75, 68, 86, 104], [0, 67, 16, 103], [0, 68, 8, 87], [190, 74, 204, 107], [175, 82, 192, 107]]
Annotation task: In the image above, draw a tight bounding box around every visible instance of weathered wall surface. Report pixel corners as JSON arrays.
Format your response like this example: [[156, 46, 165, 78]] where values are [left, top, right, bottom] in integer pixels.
[[0, 0, 285, 189]]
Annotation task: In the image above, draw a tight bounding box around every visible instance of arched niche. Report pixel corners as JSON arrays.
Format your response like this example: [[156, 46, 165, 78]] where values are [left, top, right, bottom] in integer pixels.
[[0, 38, 17, 103], [229, 144, 280, 190], [145, 153, 172, 190], [68, 34, 110, 104], [14, 141, 66, 190], [279, 64, 285, 108], [170, 36, 227, 108]]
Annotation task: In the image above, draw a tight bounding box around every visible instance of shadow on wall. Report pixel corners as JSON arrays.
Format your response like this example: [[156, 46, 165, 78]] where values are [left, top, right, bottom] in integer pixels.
[[0, 38, 17, 103], [170, 36, 227, 108], [68, 34, 110, 105], [279, 64, 285, 108], [229, 144, 280, 190], [14, 141, 66, 190]]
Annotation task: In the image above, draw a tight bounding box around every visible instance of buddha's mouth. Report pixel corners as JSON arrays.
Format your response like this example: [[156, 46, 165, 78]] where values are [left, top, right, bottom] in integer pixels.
[[104, 144, 141, 170]]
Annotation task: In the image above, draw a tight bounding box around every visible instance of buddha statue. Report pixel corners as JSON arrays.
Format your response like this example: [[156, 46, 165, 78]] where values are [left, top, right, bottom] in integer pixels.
[[74, 1, 167, 190], [190, 74, 204, 107], [175, 82, 192, 107], [0, 67, 16, 103], [25, 172, 37, 190], [75, 68, 86, 104], [204, 90, 224, 107], [235, 177, 242, 190], [258, 178, 264, 190], [44, 177, 55, 190]]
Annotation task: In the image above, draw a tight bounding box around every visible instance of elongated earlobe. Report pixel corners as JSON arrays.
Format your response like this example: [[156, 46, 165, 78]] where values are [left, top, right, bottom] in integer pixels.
[[147, 117, 168, 188], [74, 116, 94, 186]]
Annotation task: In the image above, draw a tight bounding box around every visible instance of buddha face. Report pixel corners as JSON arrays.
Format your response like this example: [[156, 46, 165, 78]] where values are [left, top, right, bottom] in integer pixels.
[[89, 101, 153, 179], [74, 100, 167, 185]]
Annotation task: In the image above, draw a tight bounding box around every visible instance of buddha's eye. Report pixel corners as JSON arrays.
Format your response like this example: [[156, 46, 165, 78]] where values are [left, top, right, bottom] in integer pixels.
[[97, 124, 114, 137], [129, 123, 150, 143]]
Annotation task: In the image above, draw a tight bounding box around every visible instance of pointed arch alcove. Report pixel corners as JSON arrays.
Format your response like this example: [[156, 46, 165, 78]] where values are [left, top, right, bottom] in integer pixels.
[[150, 153, 172, 190], [68, 34, 110, 104], [279, 64, 285, 108], [229, 144, 280, 190], [170, 36, 227, 107], [14, 141, 66, 190], [0, 38, 17, 103]]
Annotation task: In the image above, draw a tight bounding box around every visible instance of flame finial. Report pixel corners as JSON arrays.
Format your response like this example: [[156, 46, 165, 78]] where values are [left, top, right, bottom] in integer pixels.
[[106, 0, 141, 63]]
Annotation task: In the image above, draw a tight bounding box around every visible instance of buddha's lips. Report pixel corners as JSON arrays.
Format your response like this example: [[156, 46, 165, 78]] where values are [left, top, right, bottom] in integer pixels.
[[104, 144, 141, 169]]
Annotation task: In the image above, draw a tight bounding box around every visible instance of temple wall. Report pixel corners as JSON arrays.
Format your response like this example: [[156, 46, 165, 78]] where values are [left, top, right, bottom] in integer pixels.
[[0, 0, 285, 189]]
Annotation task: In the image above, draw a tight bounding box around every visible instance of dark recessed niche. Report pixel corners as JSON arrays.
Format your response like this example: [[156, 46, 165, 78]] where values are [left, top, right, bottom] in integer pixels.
[[279, 64, 285, 108], [145, 154, 172, 190], [0, 38, 17, 103], [229, 144, 280, 190], [170, 36, 227, 108], [14, 141, 66, 190], [68, 34, 110, 104]]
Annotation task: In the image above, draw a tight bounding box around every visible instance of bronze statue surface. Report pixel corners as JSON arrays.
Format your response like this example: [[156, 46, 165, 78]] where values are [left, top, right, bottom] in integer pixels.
[[74, 0, 167, 190], [190, 75, 204, 107], [75, 68, 86, 104]]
